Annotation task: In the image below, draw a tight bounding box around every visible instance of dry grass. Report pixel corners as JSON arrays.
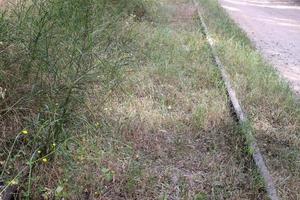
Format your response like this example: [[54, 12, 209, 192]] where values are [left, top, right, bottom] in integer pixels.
[[31, 0, 270, 199], [198, 0, 300, 199], [0, 0, 152, 198], [3, 0, 294, 198]]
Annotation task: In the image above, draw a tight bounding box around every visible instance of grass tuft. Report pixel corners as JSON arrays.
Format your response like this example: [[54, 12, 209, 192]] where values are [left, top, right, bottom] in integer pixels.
[[198, 0, 300, 198]]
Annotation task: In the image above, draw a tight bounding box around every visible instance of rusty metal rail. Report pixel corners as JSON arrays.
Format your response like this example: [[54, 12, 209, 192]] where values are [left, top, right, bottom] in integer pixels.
[[192, 0, 279, 199]]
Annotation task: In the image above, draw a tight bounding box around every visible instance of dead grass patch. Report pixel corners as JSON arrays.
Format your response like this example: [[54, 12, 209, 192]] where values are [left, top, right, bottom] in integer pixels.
[[198, 0, 300, 198], [48, 1, 268, 199]]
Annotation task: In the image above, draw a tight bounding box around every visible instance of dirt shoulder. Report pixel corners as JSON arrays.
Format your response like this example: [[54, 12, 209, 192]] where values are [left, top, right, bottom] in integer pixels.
[[219, 0, 300, 96]]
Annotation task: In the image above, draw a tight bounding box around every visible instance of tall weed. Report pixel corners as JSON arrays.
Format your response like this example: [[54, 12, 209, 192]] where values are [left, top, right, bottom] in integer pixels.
[[0, 0, 149, 197]]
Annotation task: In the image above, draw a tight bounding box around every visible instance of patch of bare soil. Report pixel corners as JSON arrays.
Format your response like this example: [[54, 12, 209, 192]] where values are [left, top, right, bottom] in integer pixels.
[[165, 2, 198, 29], [172, 3, 197, 22]]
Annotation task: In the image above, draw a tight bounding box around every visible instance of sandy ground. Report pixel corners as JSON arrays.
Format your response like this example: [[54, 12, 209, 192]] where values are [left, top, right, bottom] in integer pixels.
[[219, 0, 300, 95]]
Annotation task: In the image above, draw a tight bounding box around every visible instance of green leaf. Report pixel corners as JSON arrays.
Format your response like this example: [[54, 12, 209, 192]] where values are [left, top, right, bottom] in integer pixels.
[[55, 185, 64, 194]]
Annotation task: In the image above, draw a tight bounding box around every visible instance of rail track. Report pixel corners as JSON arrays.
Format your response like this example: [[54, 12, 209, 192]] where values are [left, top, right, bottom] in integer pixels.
[[193, 0, 279, 199], [0, 0, 284, 199]]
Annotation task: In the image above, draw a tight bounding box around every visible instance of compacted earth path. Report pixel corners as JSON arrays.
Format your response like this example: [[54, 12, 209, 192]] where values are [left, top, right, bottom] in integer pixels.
[[219, 0, 300, 95]]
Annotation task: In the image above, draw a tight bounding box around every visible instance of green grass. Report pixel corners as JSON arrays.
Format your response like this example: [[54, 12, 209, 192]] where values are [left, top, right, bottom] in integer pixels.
[[45, 0, 266, 198], [1, 0, 298, 199], [198, 0, 300, 198], [0, 0, 151, 198]]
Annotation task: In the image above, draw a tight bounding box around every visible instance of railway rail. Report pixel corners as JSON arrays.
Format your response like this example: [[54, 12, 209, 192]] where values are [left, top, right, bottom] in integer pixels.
[[193, 0, 279, 199], [0, 1, 283, 199]]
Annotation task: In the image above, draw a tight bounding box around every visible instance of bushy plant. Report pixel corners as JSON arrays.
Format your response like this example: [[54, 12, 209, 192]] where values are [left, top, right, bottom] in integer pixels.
[[0, 0, 147, 197]]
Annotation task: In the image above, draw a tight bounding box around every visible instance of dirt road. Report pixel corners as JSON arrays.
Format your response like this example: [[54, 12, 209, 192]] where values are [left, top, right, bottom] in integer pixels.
[[219, 0, 300, 95]]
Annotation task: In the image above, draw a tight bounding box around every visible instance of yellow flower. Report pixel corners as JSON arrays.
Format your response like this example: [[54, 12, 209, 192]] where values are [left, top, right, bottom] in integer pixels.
[[42, 158, 48, 163], [52, 143, 56, 148], [9, 179, 18, 185], [37, 150, 41, 154], [21, 130, 28, 135]]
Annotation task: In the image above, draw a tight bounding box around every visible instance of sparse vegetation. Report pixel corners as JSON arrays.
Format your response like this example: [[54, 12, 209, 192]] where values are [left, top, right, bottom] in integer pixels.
[[0, 0, 299, 199], [198, 0, 300, 198], [63, 0, 265, 198], [0, 0, 150, 198]]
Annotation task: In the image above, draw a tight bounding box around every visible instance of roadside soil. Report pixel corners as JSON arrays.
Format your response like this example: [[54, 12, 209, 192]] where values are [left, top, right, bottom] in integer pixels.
[[219, 0, 300, 96]]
